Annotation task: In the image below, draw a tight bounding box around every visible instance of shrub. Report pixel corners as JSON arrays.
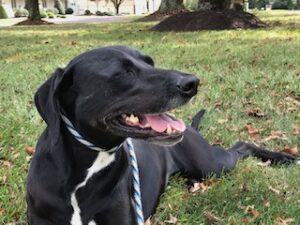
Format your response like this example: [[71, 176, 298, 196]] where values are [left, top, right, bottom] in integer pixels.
[[57, 14, 66, 18], [0, 5, 8, 19], [54, 0, 65, 15], [65, 7, 73, 14], [96, 11, 104, 16], [40, 10, 47, 18], [14, 8, 29, 18], [84, 9, 92, 15], [47, 12, 55, 18], [104, 12, 113, 16], [46, 8, 59, 15]]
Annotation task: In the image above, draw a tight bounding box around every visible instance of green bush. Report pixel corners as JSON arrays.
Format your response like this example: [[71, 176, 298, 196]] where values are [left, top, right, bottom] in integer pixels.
[[104, 11, 113, 16], [14, 8, 29, 18], [96, 10, 104, 16], [54, 0, 65, 15], [45, 8, 59, 15], [57, 14, 66, 18], [0, 5, 8, 19], [47, 12, 55, 18], [65, 8, 73, 14], [84, 9, 92, 15], [40, 10, 47, 18], [272, 0, 295, 9]]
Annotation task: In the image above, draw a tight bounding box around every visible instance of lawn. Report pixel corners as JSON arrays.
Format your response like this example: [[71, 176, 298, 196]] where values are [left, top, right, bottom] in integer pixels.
[[0, 10, 299, 224]]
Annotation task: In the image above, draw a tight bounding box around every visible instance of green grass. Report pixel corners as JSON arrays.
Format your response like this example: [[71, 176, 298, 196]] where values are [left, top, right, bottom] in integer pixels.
[[0, 10, 300, 224]]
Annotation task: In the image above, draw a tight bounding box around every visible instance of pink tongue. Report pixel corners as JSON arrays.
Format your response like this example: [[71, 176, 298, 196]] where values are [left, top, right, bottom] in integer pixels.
[[145, 114, 186, 133]]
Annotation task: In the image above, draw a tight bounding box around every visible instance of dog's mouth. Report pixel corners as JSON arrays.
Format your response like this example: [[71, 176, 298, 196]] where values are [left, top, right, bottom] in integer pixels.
[[106, 112, 186, 146]]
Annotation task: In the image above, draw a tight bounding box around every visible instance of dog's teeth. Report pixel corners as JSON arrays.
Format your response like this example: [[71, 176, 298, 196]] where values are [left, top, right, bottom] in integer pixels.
[[128, 114, 139, 124], [166, 125, 172, 134], [121, 114, 127, 119]]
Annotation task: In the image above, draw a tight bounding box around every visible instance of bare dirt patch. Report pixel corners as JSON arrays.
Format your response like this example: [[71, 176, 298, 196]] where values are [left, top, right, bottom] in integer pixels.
[[15, 19, 53, 26], [151, 10, 267, 31]]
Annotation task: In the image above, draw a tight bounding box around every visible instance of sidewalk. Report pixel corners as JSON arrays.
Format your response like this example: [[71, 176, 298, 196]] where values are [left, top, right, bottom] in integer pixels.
[[0, 15, 134, 27]]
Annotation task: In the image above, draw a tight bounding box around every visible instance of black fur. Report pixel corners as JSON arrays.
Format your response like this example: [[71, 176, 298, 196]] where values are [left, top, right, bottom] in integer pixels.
[[27, 46, 297, 225]]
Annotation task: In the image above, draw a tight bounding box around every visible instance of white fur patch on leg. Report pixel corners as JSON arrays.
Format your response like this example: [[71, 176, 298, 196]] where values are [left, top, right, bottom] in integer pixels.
[[88, 220, 97, 225], [70, 152, 115, 225], [296, 160, 300, 166]]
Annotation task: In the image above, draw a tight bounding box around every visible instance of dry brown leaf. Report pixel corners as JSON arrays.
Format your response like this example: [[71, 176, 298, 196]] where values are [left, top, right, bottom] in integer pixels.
[[25, 146, 35, 156], [244, 108, 266, 118], [189, 182, 208, 193], [217, 119, 228, 124], [268, 186, 280, 195], [0, 204, 5, 216], [164, 214, 178, 224], [263, 200, 270, 208], [3, 161, 12, 168], [214, 101, 222, 108], [245, 124, 260, 140], [145, 218, 152, 225], [244, 205, 260, 221], [292, 126, 300, 135], [1, 175, 8, 184], [257, 160, 271, 167], [282, 145, 298, 155], [212, 139, 224, 145], [240, 183, 250, 192], [203, 211, 222, 223], [285, 96, 300, 106], [262, 131, 288, 143], [275, 217, 295, 225]]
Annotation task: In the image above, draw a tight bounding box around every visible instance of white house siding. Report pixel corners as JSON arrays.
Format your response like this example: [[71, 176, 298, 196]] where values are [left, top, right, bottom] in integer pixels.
[[1, 0, 15, 17], [76, 0, 161, 15], [2, 0, 161, 17]]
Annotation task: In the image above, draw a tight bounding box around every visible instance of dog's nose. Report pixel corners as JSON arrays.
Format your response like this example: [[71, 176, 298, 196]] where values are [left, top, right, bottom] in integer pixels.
[[177, 76, 199, 96]]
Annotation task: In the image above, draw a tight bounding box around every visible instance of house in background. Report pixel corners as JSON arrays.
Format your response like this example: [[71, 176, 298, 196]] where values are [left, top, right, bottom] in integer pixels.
[[1, 0, 161, 17]]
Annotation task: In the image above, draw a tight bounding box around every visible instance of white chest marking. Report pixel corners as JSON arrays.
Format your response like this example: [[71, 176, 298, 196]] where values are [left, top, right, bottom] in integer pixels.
[[70, 152, 115, 225]]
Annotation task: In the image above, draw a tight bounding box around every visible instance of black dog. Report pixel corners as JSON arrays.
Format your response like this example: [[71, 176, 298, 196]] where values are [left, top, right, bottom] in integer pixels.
[[27, 46, 297, 225]]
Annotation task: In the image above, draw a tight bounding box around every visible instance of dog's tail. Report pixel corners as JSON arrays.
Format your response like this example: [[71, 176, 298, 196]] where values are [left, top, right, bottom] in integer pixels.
[[191, 109, 206, 131]]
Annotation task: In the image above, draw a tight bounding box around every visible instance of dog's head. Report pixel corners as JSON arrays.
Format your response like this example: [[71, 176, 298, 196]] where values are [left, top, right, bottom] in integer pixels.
[[35, 46, 199, 149]]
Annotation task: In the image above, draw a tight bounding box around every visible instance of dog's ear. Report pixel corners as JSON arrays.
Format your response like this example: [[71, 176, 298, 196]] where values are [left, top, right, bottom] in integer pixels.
[[35, 68, 72, 145]]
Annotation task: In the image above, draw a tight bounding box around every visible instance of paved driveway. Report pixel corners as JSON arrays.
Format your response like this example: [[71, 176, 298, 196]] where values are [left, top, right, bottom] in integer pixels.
[[0, 15, 134, 27]]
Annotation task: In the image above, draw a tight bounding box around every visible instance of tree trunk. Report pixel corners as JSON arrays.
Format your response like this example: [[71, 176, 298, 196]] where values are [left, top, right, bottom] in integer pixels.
[[115, 4, 120, 14], [28, 0, 41, 20], [158, 0, 185, 12], [198, 0, 235, 10]]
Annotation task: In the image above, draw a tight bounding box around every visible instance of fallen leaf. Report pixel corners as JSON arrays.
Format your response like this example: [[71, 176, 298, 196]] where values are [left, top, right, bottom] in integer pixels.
[[263, 200, 270, 208], [285, 96, 300, 107], [145, 218, 152, 225], [292, 126, 300, 135], [245, 124, 260, 140], [282, 145, 298, 155], [25, 146, 35, 156], [189, 182, 207, 193], [240, 183, 250, 192], [3, 161, 12, 168], [217, 119, 228, 124], [203, 211, 222, 223], [214, 101, 222, 108], [262, 131, 288, 143], [257, 160, 271, 167], [268, 186, 280, 195], [212, 139, 224, 146], [244, 107, 266, 118], [275, 217, 295, 225], [243, 205, 260, 221], [164, 214, 178, 224], [0, 204, 5, 216]]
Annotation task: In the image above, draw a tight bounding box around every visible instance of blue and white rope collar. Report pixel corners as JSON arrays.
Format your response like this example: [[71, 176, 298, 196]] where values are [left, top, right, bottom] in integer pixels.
[[60, 114, 144, 225], [60, 114, 118, 153]]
